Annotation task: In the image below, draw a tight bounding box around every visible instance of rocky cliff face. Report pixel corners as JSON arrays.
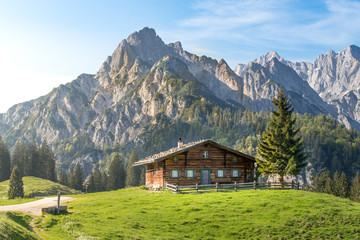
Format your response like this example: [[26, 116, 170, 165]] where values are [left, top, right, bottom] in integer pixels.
[[1, 27, 360, 171], [235, 45, 360, 130]]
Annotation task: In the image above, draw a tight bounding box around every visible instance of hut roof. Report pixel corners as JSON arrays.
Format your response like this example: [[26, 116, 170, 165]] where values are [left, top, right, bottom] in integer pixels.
[[133, 139, 255, 166]]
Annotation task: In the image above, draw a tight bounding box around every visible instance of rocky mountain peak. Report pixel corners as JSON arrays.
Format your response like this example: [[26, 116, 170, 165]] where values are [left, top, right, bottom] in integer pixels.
[[344, 45, 360, 60]]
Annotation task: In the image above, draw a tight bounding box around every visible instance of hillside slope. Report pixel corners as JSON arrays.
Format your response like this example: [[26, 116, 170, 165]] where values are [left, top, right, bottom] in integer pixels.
[[37, 188, 360, 239], [0, 176, 79, 198]]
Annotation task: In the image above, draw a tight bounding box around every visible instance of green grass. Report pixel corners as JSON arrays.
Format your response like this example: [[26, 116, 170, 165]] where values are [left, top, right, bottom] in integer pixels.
[[36, 188, 360, 239], [0, 212, 40, 239], [0, 198, 42, 206], [0, 176, 79, 199]]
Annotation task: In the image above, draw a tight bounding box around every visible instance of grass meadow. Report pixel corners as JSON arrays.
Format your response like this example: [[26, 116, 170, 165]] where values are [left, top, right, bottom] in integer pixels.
[[0, 176, 79, 199], [35, 188, 360, 239]]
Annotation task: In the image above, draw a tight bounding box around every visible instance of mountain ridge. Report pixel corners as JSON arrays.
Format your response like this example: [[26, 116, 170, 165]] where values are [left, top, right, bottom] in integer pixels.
[[1, 27, 360, 175]]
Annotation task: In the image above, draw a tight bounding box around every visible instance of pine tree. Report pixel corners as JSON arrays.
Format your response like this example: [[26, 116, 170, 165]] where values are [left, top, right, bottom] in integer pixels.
[[333, 171, 341, 197], [125, 150, 140, 187], [58, 171, 68, 186], [27, 141, 39, 177], [93, 168, 105, 192], [107, 153, 125, 190], [8, 165, 24, 199], [11, 142, 28, 176], [337, 172, 350, 198], [0, 136, 11, 181], [256, 88, 307, 183], [72, 163, 84, 191], [39, 141, 56, 181], [350, 172, 360, 202], [323, 171, 333, 194], [86, 173, 96, 193]]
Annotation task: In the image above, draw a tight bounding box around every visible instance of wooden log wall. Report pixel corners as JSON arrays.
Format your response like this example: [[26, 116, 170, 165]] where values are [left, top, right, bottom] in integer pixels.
[[163, 144, 254, 186]]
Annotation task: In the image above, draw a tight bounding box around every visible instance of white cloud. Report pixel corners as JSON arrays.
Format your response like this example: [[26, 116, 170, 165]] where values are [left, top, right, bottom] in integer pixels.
[[177, 0, 360, 47]]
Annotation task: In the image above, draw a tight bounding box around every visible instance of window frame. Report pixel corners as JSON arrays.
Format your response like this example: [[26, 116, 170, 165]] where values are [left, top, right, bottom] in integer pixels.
[[202, 150, 209, 159], [230, 169, 240, 178], [172, 156, 179, 163], [185, 169, 196, 178], [215, 169, 226, 178], [170, 169, 180, 178]]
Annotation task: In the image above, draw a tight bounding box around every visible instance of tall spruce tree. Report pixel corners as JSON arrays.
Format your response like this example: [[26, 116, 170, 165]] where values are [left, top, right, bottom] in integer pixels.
[[73, 163, 84, 191], [39, 141, 56, 181], [256, 88, 307, 183], [93, 168, 105, 192], [337, 172, 350, 198], [0, 136, 11, 181], [350, 172, 360, 202], [125, 150, 140, 187], [11, 141, 28, 176], [58, 171, 68, 186], [8, 165, 24, 199], [107, 153, 125, 190]]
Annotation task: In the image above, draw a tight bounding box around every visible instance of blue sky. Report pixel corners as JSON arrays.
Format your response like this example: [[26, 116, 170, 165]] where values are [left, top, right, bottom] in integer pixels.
[[1, 0, 360, 113]]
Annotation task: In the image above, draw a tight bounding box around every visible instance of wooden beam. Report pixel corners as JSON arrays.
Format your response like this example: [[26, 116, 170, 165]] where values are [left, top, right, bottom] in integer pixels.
[[223, 152, 226, 166]]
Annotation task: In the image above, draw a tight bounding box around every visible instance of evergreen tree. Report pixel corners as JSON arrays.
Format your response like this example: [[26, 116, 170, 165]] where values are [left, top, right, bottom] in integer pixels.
[[8, 165, 24, 199], [11, 141, 28, 176], [256, 88, 307, 183], [86, 173, 96, 193], [39, 141, 56, 181], [26, 141, 39, 177], [107, 153, 125, 190], [323, 171, 333, 195], [333, 171, 341, 197], [67, 167, 75, 188], [125, 150, 140, 187], [58, 171, 68, 186], [93, 168, 105, 192], [72, 163, 84, 191], [350, 172, 360, 202], [337, 172, 350, 198], [0, 136, 11, 181]]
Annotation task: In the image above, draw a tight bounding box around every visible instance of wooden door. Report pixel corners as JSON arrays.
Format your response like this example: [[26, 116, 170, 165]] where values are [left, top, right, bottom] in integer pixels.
[[201, 169, 210, 185]]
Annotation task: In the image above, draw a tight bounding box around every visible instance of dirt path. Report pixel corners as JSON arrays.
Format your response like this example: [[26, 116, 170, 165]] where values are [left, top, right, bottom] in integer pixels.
[[0, 197, 73, 216]]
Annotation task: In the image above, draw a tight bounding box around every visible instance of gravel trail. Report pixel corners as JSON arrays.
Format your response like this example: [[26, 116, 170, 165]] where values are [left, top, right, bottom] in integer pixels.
[[0, 197, 73, 216]]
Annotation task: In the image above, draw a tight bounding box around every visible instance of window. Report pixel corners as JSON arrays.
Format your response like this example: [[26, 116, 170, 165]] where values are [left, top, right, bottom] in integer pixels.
[[185, 169, 195, 178], [216, 169, 225, 178], [231, 156, 238, 162], [231, 169, 240, 178], [202, 150, 209, 159], [172, 156, 179, 163], [170, 169, 180, 178]]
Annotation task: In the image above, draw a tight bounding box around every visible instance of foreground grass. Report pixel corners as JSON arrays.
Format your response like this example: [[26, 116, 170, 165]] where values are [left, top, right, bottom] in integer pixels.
[[0, 212, 40, 239], [0, 176, 79, 198], [36, 188, 360, 239]]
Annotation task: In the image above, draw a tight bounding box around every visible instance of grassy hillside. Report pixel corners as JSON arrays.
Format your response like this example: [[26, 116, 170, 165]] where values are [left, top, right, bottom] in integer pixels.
[[0, 212, 40, 239], [35, 188, 360, 239], [0, 176, 79, 199]]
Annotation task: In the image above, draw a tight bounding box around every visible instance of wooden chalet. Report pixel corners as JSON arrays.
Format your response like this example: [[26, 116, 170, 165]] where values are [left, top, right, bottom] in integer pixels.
[[133, 139, 255, 189]]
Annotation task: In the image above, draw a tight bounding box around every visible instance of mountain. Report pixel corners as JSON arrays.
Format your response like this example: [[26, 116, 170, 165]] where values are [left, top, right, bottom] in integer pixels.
[[0, 27, 359, 177], [235, 46, 360, 130]]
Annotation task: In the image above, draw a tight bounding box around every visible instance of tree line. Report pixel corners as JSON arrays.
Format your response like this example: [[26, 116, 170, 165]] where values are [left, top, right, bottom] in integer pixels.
[[58, 150, 144, 193], [307, 171, 360, 202], [0, 137, 56, 182]]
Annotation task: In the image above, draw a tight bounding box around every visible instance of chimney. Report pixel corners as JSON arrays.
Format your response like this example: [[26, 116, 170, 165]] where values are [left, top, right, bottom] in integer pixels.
[[178, 138, 183, 148]]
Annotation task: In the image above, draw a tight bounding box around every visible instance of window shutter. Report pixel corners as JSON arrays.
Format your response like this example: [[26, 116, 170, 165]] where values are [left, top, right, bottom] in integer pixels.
[[215, 170, 218, 178], [209, 150, 212, 159], [185, 170, 187, 178], [200, 151, 203, 159], [223, 170, 226, 177], [170, 170, 172, 178], [230, 170, 233, 177]]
